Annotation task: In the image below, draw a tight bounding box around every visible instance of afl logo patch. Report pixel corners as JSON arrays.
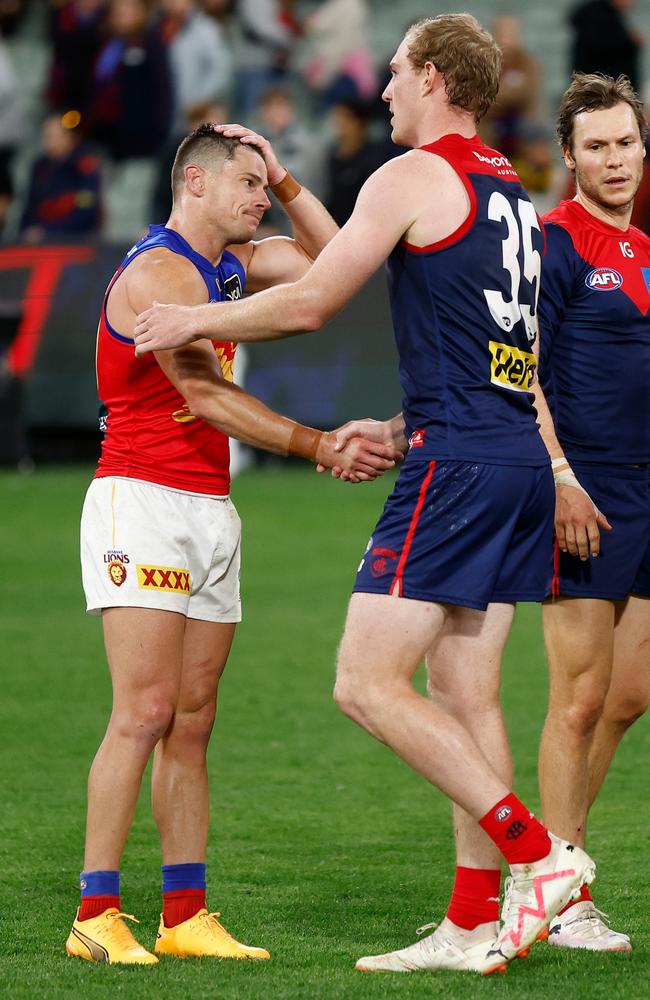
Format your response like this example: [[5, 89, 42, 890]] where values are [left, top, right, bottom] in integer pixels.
[[495, 805, 512, 822], [585, 267, 623, 291]]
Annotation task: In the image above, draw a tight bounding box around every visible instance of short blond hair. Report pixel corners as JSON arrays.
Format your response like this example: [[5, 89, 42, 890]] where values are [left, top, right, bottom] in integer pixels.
[[405, 13, 501, 123]]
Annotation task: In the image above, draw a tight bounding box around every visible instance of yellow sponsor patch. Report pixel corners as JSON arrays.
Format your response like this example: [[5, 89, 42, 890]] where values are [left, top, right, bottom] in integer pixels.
[[171, 405, 196, 423], [137, 565, 191, 593], [489, 341, 536, 392]]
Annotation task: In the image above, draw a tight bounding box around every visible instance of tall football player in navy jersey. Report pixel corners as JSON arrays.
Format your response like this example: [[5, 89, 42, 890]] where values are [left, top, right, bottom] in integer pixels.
[[134, 15, 597, 973], [535, 73, 650, 952]]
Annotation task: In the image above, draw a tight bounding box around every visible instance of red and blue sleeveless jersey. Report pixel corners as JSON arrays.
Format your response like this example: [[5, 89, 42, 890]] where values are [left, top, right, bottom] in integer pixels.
[[538, 200, 650, 464], [95, 224, 245, 495], [387, 133, 548, 466]]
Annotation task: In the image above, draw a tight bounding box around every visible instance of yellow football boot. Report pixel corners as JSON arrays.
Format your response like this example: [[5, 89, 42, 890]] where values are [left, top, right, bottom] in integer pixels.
[[66, 907, 159, 964], [154, 909, 271, 959]]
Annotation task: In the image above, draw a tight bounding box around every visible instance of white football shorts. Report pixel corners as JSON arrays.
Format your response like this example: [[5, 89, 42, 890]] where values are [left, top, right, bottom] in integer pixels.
[[80, 476, 242, 622]]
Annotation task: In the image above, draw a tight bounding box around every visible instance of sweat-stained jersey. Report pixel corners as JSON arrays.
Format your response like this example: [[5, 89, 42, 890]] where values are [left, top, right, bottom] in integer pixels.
[[386, 133, 548, 466], [539, 199, 650, 464], [95, 225, 245, 495]]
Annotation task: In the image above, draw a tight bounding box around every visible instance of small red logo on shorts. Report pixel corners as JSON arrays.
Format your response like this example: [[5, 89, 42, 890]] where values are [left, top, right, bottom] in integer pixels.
[[495, 805, 512, 822], [370, 547, 397, 578], [409, 430, 425, 448], [107, 560, 127, 586]]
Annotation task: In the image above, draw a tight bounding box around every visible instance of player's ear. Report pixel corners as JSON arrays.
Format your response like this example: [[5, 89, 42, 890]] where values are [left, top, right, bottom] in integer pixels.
[[562, 147, 576, 171], [421, 60, 437, 96], [184, 163, 206, 196]]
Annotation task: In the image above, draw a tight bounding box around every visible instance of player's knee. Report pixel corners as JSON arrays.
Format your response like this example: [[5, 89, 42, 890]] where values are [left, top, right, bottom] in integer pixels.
[[170, 700, 217, 749], [603, 686, 649, 729], [113, 694, 177, 745], [333, 675, 362, 723], [556, 691, 608, 736]]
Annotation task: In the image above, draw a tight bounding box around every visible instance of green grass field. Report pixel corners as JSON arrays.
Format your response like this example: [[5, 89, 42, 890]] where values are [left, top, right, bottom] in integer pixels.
[[1, 466, 648, 999]]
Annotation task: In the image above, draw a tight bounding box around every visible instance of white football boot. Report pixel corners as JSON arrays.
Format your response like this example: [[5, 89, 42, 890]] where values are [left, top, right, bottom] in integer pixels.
[[355, 917, 499, 974], [548, 900, 631, 952], [483, 833, 596, 975]]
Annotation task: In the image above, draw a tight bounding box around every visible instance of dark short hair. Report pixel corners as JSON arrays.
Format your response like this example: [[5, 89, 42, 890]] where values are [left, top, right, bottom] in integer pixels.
[[171, 124, 263, 198], [557, 72, 647, 152], [405, 13, 501, 123]]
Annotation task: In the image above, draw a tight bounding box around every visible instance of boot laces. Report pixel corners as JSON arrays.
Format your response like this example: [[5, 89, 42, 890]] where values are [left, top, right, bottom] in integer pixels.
[[103, 911, 141, 945], [197, 911, 232, 940]]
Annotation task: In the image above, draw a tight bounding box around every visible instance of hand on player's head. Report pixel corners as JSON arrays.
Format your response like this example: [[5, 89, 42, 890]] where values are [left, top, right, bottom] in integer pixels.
[[213, 124, 286, 187]]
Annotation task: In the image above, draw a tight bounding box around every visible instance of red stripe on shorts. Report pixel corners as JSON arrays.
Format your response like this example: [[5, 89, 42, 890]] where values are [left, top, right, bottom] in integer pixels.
[[551, 538, 561, 596], [389, 461, 437, 597]]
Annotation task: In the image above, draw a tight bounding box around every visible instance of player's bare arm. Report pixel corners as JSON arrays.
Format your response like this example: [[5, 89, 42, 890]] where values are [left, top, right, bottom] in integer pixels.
[[155, 341, 397, 479], [531, 327, 612, 562], [120, 251, 398, 481], [134, 152, 465, 354]]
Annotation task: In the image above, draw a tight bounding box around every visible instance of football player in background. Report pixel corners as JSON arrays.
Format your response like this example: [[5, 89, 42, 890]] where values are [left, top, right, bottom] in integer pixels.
[[536, 72, 650, 952]]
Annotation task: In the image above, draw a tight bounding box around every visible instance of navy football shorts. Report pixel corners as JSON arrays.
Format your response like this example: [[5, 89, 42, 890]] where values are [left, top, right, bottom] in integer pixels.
[[353, 456, 554, 611], [551, 462, 650, 600]]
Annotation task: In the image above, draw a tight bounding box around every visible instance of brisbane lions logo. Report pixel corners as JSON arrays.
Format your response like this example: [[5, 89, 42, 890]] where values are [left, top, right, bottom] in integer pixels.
[[107, 559, 127, 586]]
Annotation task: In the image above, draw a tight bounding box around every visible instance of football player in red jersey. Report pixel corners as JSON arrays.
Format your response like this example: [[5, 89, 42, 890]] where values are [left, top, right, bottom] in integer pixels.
[[133, 16, 598, 975], [67, 123, 399, 966], [536, 73, 650, 952]]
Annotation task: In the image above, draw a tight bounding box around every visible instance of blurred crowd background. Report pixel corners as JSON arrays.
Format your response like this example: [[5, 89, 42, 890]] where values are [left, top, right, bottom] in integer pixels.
[[1, 0, 650, 245], [1, 0, 650, 469]]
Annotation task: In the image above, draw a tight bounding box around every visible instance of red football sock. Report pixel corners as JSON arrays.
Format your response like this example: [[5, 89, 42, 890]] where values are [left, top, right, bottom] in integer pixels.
[[479, 793, 551, 865], [163, 888, 206, 928], [446, 867, 501, 930], [78, 895, 121, 921], [558, 881, 593, 915]]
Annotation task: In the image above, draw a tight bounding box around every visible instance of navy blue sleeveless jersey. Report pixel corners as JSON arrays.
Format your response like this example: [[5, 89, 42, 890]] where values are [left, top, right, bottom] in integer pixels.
[[538, 200, 650, 464], [387, 133, 548, 466]]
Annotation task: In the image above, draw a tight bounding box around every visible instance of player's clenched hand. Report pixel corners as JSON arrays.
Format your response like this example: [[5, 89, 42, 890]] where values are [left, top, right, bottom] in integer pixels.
[[555, 484, 612, 560], [213, 123, 286, 186], [315, 432, 397, 484], [134, 302, 202, 355], [334, 418, 398, 450], [316, 419, 404, 480]]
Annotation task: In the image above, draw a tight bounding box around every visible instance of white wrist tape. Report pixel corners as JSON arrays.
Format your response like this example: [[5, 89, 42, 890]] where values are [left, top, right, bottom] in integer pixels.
[[553, 468, 591, 498]]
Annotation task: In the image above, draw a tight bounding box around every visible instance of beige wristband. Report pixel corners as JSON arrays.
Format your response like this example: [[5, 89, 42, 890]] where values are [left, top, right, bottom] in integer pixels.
[[288, 424, 323, 461], [270, 171, 302, 204]]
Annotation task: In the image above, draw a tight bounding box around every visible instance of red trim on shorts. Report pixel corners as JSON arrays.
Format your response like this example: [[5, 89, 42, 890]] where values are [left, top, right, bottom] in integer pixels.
[[389, 461, 436, 597], [551, 538, 561, 596]]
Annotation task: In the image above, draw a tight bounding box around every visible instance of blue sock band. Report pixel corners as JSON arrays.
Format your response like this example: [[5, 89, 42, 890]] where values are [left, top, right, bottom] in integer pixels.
[[162, 862, 206, 893], [80, 870, 120, 897]]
